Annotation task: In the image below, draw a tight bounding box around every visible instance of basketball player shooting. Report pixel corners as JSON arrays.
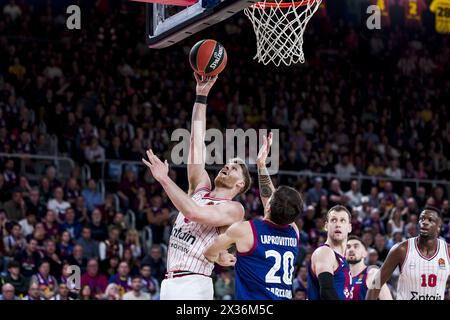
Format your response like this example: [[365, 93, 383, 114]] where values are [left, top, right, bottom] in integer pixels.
[[307, 205, 353, 300], [345, 235, 392, 300], [141, 73, 251, 300], [366, 207, 450, 300], [204, 133, 303, 300]]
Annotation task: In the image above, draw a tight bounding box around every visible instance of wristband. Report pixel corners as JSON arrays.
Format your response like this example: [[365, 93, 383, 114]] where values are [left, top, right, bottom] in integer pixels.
[[195, 95, 208, 104]]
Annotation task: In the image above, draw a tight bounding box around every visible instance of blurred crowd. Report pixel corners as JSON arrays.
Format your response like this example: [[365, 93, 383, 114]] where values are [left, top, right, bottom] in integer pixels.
[[0, 0, 449, 300]]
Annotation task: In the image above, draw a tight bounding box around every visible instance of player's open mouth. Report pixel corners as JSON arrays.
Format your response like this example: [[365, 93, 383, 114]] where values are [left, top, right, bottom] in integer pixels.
[[220, 171, 228, 176]]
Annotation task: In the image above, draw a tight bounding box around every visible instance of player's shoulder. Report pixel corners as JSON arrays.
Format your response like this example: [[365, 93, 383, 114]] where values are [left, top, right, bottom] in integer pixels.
[[226, 220, 252, 237], [227, 200, 245, 218], [311, 245, 335, 261]]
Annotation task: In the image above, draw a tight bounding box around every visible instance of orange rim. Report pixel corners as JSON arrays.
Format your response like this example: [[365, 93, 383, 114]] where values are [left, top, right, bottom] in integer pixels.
[[253, 0, 320, 9]]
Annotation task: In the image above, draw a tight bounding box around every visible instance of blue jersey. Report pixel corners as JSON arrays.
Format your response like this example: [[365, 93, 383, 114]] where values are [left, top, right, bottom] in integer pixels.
[[352, 267, 368, 300], [234, 219, 299, 300], [307, 244, 353, 300]]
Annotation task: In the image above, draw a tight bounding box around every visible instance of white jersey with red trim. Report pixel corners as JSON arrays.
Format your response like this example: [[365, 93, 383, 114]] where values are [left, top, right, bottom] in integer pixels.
[[396, 237, 450, 300], [166, 187, 229, 276]]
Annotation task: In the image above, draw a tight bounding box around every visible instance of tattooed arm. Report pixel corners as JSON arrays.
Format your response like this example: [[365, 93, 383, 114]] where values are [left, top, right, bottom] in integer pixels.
[[256, 133, 275, 209]]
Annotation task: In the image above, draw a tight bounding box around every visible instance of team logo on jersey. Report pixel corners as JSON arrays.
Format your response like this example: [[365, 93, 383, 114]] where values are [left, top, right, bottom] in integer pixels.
[[438, 258, 446, 270]]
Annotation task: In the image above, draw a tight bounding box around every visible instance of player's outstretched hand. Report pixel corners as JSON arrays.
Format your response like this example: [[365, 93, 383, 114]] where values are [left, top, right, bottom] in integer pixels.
[[256, 132, 273, 168], [142, 149, 169, 182], [194, 72, 218, 96], [217, 251, 237, 267]]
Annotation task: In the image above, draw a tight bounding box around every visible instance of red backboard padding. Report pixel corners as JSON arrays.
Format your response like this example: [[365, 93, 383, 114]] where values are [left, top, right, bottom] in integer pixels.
[[130, 0, 198, 6]]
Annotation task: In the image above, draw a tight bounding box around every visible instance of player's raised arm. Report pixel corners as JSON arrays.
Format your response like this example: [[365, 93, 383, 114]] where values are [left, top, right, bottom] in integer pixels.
[[366, 242, 406, 300], [187, 73, 218, 195], [256, 133, 275, 209], [143, 149, 244, 227], [311, 246, 340, 300]]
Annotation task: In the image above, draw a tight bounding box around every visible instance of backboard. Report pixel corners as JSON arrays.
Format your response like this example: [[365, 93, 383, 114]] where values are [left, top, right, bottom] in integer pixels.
[[146, 0, 256, 48]]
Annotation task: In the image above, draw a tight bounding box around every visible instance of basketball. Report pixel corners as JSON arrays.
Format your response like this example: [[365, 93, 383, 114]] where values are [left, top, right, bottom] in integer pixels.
[[189, 39, 227, 77]]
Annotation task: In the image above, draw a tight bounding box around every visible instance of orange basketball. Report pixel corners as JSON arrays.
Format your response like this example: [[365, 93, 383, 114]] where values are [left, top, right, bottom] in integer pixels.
[[189, 39, 227, 77]]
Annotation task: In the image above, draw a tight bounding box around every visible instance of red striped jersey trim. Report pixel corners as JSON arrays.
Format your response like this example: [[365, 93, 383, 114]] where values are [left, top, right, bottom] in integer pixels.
[[414, 237, 439, 261]]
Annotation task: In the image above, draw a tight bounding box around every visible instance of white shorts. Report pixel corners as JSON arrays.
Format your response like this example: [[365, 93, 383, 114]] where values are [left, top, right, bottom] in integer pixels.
[[160, 274, 214, 300]]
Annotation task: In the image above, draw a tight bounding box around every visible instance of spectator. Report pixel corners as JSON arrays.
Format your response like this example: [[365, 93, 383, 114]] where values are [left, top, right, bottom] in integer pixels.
[[124, 229, 142, 260], [292, 265, 308, 294], [51, 283, 73, 300], [2, 261, 28, 297], [58, 231, 74, 262], [3, 222, 26, 257], [387, 208, 405, 237], [104, 283, 121, 300], [28, 223, 47, 254], [334, 154, 356, 180], [141, 245, 166, 282], [345, 179, 363, 207], [76, 226, 99, 260], [140, 264, 159, 299], [89, 208, 108, 241], [19, 212, 36, 237], [328, 179, 345, 207], [64, 178, 81, 206], [24, 188, 46, 219], [214, 270, 235, 300], [23, 281, 43, 300], [59, 208, 82, 240], [30, 260, 58, 300], [387, 231, 405, 250], [293, 288, 307, 300], [80, 259, 108, 300], [84, 138, 105, 180], [117, 170, 140, 210], [3, 187, 26, 221], [367, 248, 382, 268], [385, 159, 403, 179], [67, 244, 87, 274], [99, 226, 123, 261], [108, 261, 131, 297], [122, 275, 151, 300], [3, 0, 22, 21], [373, 234, 389, 261], [81, 179, 103, 213], [43, 210, 59, 240], [47, 187, 71, 221], [43, 239, 62, 279], [0, 283, 17, 300], [306, 177, 327, 206], [80, 285, 92, 300], [15, 238, 41, 279]]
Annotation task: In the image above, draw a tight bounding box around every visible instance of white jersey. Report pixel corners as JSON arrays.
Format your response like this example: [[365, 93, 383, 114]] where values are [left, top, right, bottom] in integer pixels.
[[166, 187, 229, 276], [397, 237, 450, 300]]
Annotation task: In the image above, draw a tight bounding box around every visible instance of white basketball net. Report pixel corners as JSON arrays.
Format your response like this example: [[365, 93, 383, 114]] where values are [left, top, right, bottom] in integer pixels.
[[244, 0, 322, 66]]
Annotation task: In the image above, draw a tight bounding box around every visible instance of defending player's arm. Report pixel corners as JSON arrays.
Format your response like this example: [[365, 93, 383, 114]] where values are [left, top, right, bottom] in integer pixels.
[[256, 133, 275, 209], [366, 267, 393, 300], [143, 149, 244, 227], [256, 133, 299, 234], [312, 246, 340, 300], [187, 73, 218, 195], [204, 222, 248, 265], [366, 242, 406, 300]]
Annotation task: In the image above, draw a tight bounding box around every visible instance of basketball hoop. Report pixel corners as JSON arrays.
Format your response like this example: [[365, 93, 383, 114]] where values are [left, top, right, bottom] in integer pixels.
[[244, 0, 322, 66]]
